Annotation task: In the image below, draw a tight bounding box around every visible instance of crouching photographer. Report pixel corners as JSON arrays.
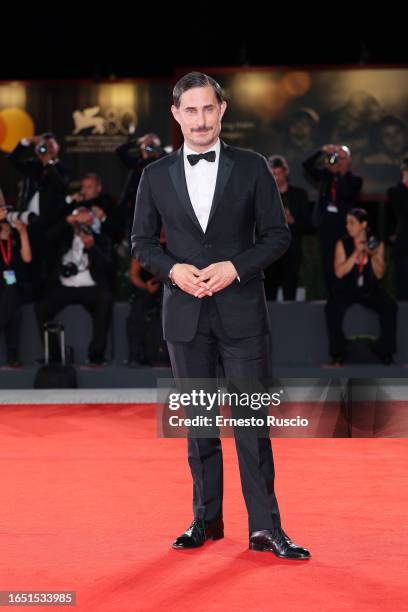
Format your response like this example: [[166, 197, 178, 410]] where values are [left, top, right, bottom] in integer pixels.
[[0, 202, 32, 367], [325, 208, 397, 365], [35, 206, 114, 367]]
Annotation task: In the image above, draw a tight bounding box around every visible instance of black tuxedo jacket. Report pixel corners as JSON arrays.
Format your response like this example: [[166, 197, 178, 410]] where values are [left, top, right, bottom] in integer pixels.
[[131, 141, 291, 342]]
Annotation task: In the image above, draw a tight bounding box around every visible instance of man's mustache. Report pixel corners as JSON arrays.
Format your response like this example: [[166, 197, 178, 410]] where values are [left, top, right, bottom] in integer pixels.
[[191, 126, 211, 132]]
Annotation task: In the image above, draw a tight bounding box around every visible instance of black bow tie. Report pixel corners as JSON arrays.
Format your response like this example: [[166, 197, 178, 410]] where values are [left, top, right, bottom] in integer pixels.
[[187, 150, 216, 166]]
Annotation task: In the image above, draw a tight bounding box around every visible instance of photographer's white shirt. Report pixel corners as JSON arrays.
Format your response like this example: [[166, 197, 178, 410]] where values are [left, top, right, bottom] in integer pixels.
[[27, 192, 40, 215], [60, 234, 95, 287]]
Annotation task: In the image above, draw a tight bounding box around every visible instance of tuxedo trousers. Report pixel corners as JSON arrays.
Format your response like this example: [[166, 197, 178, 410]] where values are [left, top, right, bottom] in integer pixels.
[[166, 296, 281, 533]]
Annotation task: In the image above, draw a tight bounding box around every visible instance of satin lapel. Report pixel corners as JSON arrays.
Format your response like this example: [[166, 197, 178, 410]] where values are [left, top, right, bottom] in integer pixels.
[[206, 141, 235, 229], [169, 146, 204, 234]]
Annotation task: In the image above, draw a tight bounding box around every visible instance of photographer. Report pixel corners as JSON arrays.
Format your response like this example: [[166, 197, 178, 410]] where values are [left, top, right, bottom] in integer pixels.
[[325, 208, 397, 365], [303, 144, 363, 293], [66, 173, 124, 290], [66, 173, 123, 244], [387, 156, 408, 299], [7, 133, 70, 298], [0, 204, 32, 368], [116, 133, 166, 233], [35, 206, 113, 367], [264, 155, 312, 300]]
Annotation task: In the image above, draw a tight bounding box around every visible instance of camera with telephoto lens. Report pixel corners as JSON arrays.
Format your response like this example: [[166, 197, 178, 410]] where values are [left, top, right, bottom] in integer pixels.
[[144, 144, 163, 155], [36, 141, 48, 155], [366, 235, 380, 252], [60, 262, 78, 278], [78, 224, 93, 235], [65, 193, 84, 205], [0, 205, 36, 227], [71, 207, 94, 235], [328, 151, 340, 165]]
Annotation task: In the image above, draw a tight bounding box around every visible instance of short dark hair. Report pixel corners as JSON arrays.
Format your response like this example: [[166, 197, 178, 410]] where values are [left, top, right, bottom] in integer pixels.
[[173, 72, 224, 108], [83, 172, 102, 186], [41, 131, 57, 141], [348, 207, 368, 223], [268, 155, 289, 171]]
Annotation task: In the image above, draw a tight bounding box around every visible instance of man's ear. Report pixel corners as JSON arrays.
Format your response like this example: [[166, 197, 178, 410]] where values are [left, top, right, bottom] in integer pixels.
[[171, 105, 180, 126], [220, 100, 227, 120]]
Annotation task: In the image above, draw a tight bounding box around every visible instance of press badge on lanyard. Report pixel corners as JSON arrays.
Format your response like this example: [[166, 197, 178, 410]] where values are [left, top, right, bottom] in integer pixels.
[[357, 254, 365, 288], [3, 269, 16, 284], [357, 274, 364, 288]]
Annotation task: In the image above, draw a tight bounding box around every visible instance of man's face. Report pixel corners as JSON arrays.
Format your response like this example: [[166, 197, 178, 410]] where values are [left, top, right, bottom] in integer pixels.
[[271, 166, 288, 189], [337, 151, 351, 174], [81, 178, 101, 200], [171, 85, 227, 151], [46, 138, 60, 159]]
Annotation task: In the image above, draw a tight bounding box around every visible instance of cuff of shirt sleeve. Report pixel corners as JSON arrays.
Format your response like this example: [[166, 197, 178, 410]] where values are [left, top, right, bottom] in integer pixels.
[[168, 264, 177, 286]]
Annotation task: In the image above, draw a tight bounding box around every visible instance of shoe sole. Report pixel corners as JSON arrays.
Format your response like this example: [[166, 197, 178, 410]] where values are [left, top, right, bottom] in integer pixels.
[[249, 543, 310, 558]]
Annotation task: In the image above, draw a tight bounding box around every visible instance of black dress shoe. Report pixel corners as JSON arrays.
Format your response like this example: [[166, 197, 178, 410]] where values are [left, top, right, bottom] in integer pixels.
[[172, 518, 224, 549], [280, 528, 311, 557], [249, 529, 311, 559]]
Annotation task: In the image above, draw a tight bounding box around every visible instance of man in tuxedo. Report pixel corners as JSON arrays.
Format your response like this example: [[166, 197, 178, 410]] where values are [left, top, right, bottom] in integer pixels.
[[131, 72, 310, 559]]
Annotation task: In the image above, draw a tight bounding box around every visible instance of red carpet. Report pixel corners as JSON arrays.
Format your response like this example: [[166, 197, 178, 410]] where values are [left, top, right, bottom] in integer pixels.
[[0, 403, 407, 611]]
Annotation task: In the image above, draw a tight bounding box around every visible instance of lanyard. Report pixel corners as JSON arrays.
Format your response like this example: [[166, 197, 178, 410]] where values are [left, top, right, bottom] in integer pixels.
[[330, 179, 337, 203], [0, 236, 12, 268], [356, 253, 366, 275]]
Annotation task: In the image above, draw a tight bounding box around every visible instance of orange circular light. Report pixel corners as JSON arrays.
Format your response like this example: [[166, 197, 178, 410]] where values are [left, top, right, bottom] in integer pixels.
[[0, 108, 34, 153]]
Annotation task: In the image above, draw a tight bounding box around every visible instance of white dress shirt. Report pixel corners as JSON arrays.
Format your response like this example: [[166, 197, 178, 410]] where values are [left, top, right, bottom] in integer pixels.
[[60, 234, 96, 287], [27, 191, 40, 215], [183, 139, 220, 233]]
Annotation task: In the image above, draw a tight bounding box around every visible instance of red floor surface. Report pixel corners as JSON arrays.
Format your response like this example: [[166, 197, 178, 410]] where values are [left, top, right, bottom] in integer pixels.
[[0, 403, 407, 611]]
